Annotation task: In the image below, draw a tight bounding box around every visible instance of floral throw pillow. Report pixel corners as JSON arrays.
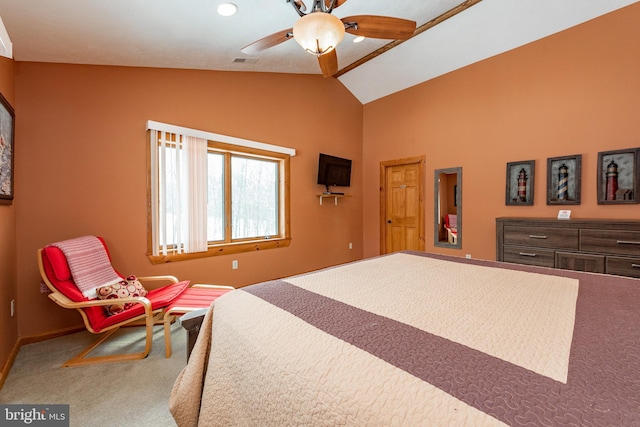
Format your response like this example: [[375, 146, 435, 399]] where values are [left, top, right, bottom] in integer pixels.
[[96, 275, 148, 316]]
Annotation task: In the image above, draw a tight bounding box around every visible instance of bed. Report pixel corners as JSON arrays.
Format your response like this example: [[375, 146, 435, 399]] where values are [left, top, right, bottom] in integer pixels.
[[170, 251, 640, 426]]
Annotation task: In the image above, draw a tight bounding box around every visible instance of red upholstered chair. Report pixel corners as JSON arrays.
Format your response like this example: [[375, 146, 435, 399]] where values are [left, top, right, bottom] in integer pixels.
[[444, 214, 458, 244], [37, 236, 232, 366]]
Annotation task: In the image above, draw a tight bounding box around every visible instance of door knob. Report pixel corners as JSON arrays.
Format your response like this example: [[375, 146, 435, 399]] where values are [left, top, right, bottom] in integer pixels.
[[387, 220, 392, 224]]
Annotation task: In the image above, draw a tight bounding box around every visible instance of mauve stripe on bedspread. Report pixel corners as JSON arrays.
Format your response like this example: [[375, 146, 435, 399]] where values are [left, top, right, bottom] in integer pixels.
[[243, 256, 640, 427]]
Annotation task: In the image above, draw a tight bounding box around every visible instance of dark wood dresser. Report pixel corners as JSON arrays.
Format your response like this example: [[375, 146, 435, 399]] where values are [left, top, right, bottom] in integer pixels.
[[496, 217, 640, 278]]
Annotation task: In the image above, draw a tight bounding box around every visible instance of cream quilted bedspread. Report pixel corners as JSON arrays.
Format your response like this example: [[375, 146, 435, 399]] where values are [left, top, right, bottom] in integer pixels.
[[170, 252, 640, 426]]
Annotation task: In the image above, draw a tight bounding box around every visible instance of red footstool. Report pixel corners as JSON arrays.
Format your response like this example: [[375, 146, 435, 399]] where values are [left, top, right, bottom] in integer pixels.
[[163, 284, 234, 357]]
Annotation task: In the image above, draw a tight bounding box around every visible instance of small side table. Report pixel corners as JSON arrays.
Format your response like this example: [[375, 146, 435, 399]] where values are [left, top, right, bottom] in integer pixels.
[[179, 308, 209, 360]]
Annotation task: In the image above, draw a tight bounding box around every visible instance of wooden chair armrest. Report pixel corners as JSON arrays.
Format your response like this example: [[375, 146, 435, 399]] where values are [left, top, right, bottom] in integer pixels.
[[136, 275, 180, 291], [136, 275, 179, 284], [48, 292, 153, 314]]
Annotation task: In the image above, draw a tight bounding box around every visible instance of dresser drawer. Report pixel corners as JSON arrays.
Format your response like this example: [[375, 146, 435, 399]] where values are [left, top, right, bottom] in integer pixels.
[[555, 252, 605, 274], [606, 256, 640, 278], [580, 229, 640, 256], [503, 226, 579, 250], [502, 246, 555, 267]]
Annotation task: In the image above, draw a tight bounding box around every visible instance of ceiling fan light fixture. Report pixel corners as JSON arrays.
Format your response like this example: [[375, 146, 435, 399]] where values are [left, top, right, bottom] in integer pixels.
[[293, 12, 345, 56]]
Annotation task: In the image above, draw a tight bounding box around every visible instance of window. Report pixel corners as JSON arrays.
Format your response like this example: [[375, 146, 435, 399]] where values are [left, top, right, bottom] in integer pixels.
[[147, 123, 292, 263]]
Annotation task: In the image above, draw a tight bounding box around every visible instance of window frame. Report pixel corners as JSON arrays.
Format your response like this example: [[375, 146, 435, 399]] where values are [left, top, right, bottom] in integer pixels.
[[147, 135, 291, 264]]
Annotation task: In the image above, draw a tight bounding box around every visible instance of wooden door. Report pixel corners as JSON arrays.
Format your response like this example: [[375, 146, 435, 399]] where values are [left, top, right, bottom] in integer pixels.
[[380, 156, 425, 254]]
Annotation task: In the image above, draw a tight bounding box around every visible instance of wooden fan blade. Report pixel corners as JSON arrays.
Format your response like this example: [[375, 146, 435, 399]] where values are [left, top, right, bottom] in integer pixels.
[[241, 28, 294, 55], [342, 15, 416, 40], [325, 0, 347, 8], [318, 49, 338, 78]]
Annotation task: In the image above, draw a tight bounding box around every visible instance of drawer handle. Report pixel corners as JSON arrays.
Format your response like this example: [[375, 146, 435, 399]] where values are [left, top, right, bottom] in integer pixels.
[[617, 240, 640, 245], [519, 252, 537, 257], [529, 235, 548, 239], [632, 264, 640, 269]]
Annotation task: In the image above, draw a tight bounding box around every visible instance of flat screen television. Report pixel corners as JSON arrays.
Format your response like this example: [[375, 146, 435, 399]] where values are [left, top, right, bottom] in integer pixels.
[[317, 153, 352, 194]]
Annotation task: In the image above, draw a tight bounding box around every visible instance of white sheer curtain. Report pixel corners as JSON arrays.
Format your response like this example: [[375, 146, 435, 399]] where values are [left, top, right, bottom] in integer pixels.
[[150, 130, 208, 255]]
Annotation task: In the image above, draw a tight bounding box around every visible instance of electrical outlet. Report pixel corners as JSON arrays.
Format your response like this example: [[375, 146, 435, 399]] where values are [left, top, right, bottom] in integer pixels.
[[10, 299, 15, 317], [232, 260, 238, 270], [466, 254, 472, 259], [349, 242, 352, 249]]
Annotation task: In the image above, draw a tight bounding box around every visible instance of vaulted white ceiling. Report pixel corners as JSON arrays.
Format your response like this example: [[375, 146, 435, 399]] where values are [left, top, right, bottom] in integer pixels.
[[0, 0, 637, 104]]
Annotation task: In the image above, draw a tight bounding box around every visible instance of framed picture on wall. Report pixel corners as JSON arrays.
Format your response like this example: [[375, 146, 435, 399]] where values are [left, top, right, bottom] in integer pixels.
[[597, 148, 640, 204], [547, 154, 581, 205], [506, 160, 535, 206], [0, 91, 15, 201]]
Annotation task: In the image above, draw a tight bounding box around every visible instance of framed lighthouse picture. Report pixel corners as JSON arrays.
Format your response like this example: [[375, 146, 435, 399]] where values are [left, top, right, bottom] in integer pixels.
[[506, 160, 535, 206], [547, 154, 582, 205], [597, 148, 640, 204]]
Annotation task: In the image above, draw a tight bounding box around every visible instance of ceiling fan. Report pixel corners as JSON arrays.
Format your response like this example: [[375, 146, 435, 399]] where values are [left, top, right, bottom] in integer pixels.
[[241, 0, 417, 78]]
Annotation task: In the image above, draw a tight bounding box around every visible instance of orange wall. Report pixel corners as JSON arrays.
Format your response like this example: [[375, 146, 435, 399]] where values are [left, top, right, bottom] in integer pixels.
[[0, 56, 16, 376], [362, 3, 640, 260], [6, 2, 640, 354], [14, 65, 363, 337]]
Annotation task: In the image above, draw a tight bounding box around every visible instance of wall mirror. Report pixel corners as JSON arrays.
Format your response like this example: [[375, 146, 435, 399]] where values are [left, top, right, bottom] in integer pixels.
[[434, 167, 462, 249]]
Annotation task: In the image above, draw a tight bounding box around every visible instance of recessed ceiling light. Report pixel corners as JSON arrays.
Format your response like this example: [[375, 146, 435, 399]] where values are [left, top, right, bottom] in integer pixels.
[[217, 3, 238, 17], [353, 36, 365, 43]]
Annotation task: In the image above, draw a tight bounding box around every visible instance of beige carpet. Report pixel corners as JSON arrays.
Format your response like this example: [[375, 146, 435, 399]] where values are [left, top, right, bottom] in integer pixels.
[[0, 323, 188, 427]]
